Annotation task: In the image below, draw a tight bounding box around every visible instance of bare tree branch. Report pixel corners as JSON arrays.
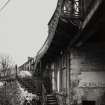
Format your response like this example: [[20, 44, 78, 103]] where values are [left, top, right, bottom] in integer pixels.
[[0, 55, 13, 77]]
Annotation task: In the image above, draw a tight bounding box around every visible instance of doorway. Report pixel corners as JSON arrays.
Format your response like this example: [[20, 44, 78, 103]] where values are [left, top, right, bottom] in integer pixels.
[[82, 100, 96, 105]]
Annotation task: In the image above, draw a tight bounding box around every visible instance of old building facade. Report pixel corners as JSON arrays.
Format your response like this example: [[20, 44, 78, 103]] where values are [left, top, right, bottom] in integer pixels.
[[34, 0, 105, 105], [19, 57, 35, 72]]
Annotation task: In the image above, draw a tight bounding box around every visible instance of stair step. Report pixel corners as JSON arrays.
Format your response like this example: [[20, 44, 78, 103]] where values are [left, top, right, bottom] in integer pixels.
[[47, 94, 58, 105], [47, 98, 57, 101], [47, 103, 58, 105], [47, 104, 58, 105], [47, 100, 57, 103], [47, 96, 56, 98], [47, 97, 56, 100], [47, 102, 57, 104], [47, 97, 56, 99], [47, 94, 54, 96], [47, 95, 55, 97], [47, 99, 56, 101]]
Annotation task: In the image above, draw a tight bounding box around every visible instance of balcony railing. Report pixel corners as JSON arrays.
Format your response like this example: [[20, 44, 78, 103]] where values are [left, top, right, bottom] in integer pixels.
[[60, 0, 102, 27], [61, 0, 81, 19]]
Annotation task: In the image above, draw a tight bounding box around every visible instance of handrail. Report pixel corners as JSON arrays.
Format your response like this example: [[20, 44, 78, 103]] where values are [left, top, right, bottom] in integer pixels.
[[41, 83, 47, 105], [55, 91, 67, 105]]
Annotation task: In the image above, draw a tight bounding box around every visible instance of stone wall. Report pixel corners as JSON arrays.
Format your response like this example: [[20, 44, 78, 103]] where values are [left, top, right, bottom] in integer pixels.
[[70, 45, 105, 105]]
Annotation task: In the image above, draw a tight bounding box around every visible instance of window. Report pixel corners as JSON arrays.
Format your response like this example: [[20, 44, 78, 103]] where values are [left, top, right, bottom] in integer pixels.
[[57, 70, 60, 92], [52, 71, 56, 90]]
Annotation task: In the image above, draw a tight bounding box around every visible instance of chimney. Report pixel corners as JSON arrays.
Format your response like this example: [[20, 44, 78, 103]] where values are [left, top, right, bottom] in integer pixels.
[[28, 57, 33, 61]]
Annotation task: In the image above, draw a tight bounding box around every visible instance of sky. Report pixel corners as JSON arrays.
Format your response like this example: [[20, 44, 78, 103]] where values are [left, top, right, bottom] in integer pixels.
[[0, 0, 57, 66]]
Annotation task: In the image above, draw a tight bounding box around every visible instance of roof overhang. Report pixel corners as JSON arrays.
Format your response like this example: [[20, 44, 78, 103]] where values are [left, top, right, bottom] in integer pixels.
[[34, 0, 104, 69]]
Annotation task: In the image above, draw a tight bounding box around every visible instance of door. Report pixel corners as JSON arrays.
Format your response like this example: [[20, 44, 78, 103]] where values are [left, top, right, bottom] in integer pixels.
[[82, 100, 96, 105]]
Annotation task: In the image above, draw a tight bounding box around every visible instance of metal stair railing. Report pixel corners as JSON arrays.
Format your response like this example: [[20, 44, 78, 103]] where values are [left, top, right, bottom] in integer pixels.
[[42, 83, 47, 105], [54, 91, 67, 105]]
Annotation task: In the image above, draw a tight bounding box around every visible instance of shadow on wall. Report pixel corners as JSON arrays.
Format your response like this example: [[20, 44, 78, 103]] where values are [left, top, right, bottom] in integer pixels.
[[100, 93, 105, 105]]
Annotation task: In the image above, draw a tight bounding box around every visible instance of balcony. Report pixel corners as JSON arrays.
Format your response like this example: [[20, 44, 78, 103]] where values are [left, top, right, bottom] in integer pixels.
[[60, 0, 102, 28]]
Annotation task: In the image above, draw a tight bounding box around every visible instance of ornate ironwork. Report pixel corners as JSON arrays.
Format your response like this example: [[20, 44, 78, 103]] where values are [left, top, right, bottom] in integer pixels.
[[73, 0, 81, 17], [61, 0, 82, 27], [61, 0, 81, 18]]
